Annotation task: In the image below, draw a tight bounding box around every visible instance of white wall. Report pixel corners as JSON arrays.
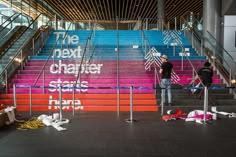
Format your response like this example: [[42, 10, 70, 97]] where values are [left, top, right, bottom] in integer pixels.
[[223, 15, 236, 59]]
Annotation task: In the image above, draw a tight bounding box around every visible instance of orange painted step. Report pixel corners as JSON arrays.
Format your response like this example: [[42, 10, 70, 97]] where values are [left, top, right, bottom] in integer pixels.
[[16, 106, 158, 111], [0, 99, 157, 105]]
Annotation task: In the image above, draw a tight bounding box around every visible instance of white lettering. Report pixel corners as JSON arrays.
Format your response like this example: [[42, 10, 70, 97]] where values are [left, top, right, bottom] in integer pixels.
[[53, 32, 79, 45], [49, 60, 103, 76], [53, 46, 82, 59], [48, 95, 83, 110], [48, 79, 88, 92]]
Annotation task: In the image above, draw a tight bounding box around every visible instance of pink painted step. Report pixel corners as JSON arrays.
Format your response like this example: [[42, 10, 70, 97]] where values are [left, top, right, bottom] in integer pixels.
[[8, 88, 155, 94], [18, 69, 217, 75]]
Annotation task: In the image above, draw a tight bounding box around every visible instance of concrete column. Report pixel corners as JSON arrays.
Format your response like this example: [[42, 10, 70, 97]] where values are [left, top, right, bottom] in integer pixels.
[[203, 0, 221, 42], [158, 0, 166, 30]]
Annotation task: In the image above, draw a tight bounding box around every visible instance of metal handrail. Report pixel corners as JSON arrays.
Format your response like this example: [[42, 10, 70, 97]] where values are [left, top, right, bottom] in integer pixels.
[[164, 29, 205, 86], [0, 15, 51, 92], [74, 28, 94, 86], [0, 13, 18, 28], [33, 22, 73, 86], [180, 16, 235, 85], [0, 13, 21, 33], [0, 14, 42, 77], [141, 30, 151, 56]]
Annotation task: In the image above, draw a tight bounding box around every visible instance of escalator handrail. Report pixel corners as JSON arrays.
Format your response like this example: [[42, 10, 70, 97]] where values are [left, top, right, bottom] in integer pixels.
[[0, 13, 18, 28], [0, 13, 21, 33], [0, 14, 42, 77]]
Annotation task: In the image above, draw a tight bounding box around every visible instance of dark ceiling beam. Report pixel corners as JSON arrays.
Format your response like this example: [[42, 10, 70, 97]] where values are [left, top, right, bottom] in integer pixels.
[[121, 0, 125, 20], [61, 0, 77, 20], [26, 0, 203, 27], [73, 0, 90, 20], [97, 0, 105, 20], [127, 0, 136, 20], [86, 0, 100, 20], [106, 0, 112, 20], [131, 0, 141, 20], [102, 0, 108, 20], [138, 0, 150, 20], [82, 0, 94, 20]]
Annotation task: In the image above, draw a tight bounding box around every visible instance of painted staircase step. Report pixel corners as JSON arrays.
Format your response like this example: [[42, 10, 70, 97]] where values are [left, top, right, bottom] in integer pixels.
[[8, 88, 155, 94], [15, 106, 158, 111], [1, 93, 156, 99], [0, 93, 158, 111]]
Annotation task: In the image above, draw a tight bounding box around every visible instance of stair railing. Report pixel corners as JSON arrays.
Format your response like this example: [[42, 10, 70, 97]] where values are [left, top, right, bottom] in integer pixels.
[[0, 13, 22, 40], [141, 30, 161, 92], [163, 29, 205, 87], [33, 21, 73, 93], [0, 14, 48, 93], [0, 13, 18, 30], [141, 30, 151, 56], [74, 28, 95, 87], [71, 28, 95, 115], [181, 16, 236, 89]]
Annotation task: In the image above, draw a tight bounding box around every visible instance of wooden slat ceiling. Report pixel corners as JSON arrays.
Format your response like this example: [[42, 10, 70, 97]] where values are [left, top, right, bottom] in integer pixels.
[[43, 0, 203, 23]]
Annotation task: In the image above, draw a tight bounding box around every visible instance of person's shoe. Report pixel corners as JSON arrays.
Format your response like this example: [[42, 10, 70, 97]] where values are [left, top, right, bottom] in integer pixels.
[[168, 103, 173, 106]]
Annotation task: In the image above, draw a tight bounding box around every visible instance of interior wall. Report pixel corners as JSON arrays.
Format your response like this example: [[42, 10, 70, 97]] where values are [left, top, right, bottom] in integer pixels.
[[223, 15, 236, 60]]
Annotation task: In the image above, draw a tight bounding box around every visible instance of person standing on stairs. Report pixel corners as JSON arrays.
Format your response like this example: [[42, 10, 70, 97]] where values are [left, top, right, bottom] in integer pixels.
[[159, 55, 173, 106]]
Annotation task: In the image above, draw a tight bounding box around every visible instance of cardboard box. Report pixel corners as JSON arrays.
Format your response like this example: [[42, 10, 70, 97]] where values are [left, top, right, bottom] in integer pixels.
[[0, 108, 16, 128], [0, 110, 7, 127]]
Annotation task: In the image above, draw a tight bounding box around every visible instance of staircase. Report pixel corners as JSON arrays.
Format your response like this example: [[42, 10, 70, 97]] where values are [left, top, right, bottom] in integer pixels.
[[0, 30, 235, 112], [0, 30, 158, 112]]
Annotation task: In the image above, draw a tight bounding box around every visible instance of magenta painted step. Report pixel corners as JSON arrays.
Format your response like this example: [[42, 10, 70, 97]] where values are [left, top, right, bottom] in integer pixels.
[[8, 88, 155, 94], [26, 60, 206, 68], [24, 65, 202, 71], [13, 75, 221, 84], [15, 74, 156, 79], [13, 79, 156, 84], [11, 79, 222, 88], [27, 60, 205, 64], [18, 70, 217, 75], [14, 83, 154, 88]]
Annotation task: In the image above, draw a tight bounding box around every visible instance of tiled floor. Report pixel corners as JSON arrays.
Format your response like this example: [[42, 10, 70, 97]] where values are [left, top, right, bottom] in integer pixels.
[[1, 110, 236, 157]]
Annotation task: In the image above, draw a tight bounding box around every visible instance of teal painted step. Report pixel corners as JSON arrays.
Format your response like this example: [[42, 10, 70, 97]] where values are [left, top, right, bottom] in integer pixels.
[[30, 55, 205, 60]]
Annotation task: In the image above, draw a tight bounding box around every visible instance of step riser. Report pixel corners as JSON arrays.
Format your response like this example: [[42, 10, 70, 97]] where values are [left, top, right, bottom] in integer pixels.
[[12, 76, 221, 84], [0, 93, 158, 112], [16, 106, 158, 111], [8, 89, 155, 94]]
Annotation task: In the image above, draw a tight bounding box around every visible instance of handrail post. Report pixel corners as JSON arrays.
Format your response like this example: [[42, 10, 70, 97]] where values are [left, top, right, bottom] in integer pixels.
[[20, 50, 23, 70], [72, 86, 75, 116], [32, 38, 35, 55], [59, 86, 63, 121], [116, 16, 120, 116], [229, 69, 232, 94], [161, 85, 164, 115], [181, 51, 184, 71], [29, 86, 32, 115], [13, 84, 16, 108], [125, 86, 137, 123], [43, 70, 45, 94], [5, 70, 8, 93], [191, 31, 194, 48], [203, 86, 208, 123], [200, 39, 203, 56], [130, 86, 133, 121], [154, 68, 157, 94]]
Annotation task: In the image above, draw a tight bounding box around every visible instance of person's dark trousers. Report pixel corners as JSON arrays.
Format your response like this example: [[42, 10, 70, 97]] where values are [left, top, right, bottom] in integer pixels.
[[198, 83, 216, 105]]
